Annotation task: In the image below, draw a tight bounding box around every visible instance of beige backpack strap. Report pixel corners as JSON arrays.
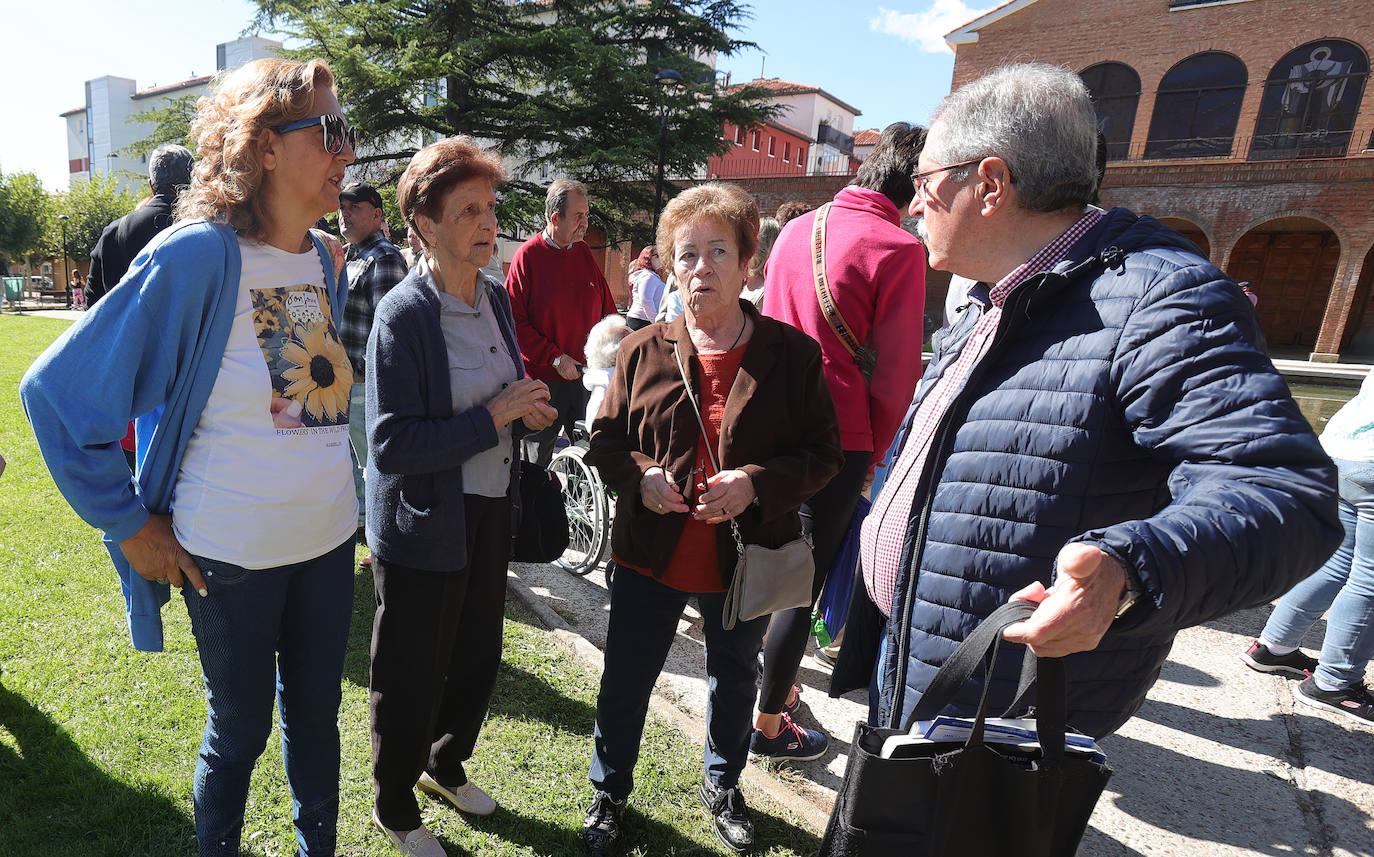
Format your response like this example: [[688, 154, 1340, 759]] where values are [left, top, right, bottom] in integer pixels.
[[811, 203, 877, 380]]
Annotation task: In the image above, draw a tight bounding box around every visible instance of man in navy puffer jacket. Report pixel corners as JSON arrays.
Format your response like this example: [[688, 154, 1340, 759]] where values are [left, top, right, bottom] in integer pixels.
[[847, 63, 1340, 739]]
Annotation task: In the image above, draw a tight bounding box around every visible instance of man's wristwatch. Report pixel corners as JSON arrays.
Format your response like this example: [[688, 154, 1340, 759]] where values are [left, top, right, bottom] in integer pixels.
[[1115, 561, 1145, 619]]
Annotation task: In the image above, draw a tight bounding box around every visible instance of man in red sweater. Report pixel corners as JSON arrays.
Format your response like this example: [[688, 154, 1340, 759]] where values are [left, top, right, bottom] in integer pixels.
[[507, 179, 619, 466], [754, 123, 928, 759]]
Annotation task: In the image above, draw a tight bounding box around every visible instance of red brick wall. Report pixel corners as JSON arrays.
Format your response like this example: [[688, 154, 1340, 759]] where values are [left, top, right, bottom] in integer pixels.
[[950, 0, 1374, 359]]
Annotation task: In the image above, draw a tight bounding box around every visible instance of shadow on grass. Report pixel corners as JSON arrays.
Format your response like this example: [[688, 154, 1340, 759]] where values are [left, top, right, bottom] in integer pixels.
[[0, 681, 268, 857], [487, 662, 597, 736]]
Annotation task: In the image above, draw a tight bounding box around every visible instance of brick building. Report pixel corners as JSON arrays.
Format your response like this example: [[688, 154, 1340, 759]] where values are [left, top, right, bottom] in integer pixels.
[[947, 0, 1374, 361]]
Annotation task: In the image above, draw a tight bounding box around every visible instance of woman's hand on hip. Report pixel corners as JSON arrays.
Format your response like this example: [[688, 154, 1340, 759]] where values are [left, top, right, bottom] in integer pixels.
[[693, 469, 755, 524], [487, 378, 552, 429], [119, 514, 208, 596], [641, 467, 688, 515]]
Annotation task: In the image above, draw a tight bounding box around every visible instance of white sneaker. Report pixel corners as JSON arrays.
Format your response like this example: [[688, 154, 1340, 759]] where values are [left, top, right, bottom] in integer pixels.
[[418, 770, 498, 816], [373, 809, 448, 857]]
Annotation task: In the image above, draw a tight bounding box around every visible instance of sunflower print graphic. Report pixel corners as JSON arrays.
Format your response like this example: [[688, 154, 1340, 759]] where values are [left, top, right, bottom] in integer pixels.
[[252, 284, 353, 429], [280, 322, 353, 422]]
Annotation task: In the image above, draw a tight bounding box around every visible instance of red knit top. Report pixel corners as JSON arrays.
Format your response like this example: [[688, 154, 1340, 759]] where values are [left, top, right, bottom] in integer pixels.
[[622, 343, 746, 593]]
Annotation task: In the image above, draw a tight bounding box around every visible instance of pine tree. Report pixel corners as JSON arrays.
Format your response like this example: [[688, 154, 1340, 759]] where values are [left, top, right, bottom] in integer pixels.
[[251, 0, 777, 242]]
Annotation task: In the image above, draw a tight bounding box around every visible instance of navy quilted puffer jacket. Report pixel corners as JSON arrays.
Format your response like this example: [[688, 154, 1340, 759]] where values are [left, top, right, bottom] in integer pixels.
[[877, 208, 1340, 738]]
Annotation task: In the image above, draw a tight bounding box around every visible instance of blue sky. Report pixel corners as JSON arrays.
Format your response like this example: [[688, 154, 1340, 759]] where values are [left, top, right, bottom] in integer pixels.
[[0, 0, 990, 191]]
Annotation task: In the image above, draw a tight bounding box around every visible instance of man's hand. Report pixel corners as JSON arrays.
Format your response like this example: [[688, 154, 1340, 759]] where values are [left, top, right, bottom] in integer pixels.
[[554, 354, 581, 381], [1001, 542, 1128, 658], [119, 514, 208, 596]]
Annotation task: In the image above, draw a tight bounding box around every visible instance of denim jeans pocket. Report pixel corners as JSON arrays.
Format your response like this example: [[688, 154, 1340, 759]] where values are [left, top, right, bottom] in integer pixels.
[[192, 555, 252, 589]]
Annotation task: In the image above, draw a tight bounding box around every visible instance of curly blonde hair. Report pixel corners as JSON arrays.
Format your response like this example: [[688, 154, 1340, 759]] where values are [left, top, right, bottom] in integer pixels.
[[656, 182, 759, 274], [177, 58, 338, 241]]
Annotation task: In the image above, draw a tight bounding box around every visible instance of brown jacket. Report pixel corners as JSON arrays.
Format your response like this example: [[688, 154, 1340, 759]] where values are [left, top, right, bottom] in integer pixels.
[[587, 300, 844, 585]]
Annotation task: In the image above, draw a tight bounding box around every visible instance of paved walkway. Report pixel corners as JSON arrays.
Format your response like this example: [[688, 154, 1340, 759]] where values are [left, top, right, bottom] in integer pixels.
[[508, 559, 1374, 857]]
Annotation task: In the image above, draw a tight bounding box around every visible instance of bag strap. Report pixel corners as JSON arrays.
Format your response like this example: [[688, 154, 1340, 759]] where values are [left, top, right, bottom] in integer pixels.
[[672, 345, 744, 552], [811, 204, 874, 381], [904, 599, 1068, 765]]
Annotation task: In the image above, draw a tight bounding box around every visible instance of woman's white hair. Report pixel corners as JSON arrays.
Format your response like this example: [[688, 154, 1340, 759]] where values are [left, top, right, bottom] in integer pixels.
[[928, 63, 1098, 213], [584, 314, 630, 370]]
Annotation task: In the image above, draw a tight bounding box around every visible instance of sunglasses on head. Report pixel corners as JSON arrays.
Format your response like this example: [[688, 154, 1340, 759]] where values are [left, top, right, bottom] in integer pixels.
[[274, 113, 360, 155]]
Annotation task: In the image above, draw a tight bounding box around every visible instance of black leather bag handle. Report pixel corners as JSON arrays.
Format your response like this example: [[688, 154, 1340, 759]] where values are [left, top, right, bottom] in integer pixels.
[[903, 599, 1068, 765]]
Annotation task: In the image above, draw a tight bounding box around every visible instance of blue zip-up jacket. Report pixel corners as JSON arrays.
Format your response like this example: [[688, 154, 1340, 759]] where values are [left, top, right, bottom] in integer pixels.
[[20, 221, 345, 652], [364, 267, 525, 571], [877, 208, 1340, 737]]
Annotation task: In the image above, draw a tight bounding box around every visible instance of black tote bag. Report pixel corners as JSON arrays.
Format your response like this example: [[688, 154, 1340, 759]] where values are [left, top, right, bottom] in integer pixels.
[[510, 447, 569, 563], [819, 600, 1112, 857]]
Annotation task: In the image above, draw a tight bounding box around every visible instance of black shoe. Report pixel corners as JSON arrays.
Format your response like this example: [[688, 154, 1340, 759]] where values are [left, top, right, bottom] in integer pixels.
[[1240, 639, 1317, 679], [580, 791, 624, 856], [1295, 677, 1374, 725], [699, 780, 754, 852]]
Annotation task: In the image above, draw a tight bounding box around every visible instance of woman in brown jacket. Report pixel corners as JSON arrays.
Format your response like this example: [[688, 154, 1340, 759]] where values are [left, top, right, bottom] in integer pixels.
[[580, 182, 842, 856]]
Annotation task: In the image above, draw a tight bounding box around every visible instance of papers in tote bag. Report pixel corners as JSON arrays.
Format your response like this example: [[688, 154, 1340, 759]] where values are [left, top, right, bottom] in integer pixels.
[[881, 716, 1106, 763]]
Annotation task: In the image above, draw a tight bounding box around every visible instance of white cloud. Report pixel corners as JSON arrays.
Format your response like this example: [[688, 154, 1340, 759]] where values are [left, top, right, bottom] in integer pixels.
[[870, 1, 994, 53]]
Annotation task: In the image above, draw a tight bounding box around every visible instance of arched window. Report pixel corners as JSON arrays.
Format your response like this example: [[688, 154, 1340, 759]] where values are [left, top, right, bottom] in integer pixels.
[[1080, 62, 1141, 160], [1145, 52, 1247, 159], [1251, 39, 1369, 160]]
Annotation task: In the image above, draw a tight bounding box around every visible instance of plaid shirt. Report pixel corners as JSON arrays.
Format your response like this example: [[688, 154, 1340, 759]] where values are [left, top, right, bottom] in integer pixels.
[[860, 208, 1105, 617], [339, 230, 408, 379]]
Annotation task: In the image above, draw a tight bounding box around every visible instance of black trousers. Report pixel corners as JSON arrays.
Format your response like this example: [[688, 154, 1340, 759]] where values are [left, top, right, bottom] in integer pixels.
[[523, 378, 590, 467], [757, 450, 871, 714], [369, 494, 511, 830]]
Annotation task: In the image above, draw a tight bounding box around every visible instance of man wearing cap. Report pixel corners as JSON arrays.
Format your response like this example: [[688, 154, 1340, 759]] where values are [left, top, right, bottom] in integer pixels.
[[506, 178, 618, 467], [339, 183, 408, 546]]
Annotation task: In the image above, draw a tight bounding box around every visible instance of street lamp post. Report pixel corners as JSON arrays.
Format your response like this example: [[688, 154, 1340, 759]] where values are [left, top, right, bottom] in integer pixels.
[[651, 68, 685, 235], [58, 214, 70, 308]]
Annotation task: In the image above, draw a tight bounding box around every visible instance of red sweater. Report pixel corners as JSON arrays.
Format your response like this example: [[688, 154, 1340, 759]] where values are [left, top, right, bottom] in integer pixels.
[[761, 186, 927, 466], [506, 232, 618, 383]]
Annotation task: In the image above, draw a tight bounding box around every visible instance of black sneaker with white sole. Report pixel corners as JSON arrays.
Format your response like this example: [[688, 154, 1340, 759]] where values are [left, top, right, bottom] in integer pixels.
[[1295, 677, 1374, 725], [699, 780, 754, 852], [580, 791, 625, 857], [1240, 639, 1317, 679], [749, 711, 828, 761]]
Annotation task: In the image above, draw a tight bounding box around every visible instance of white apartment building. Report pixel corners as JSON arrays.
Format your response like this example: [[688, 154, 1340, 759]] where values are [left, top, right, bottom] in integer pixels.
[[60, 36, 281, 193]]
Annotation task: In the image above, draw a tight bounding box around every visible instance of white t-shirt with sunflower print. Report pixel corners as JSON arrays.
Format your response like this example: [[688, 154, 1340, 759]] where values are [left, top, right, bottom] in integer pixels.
[[172, 238, 358, 568]]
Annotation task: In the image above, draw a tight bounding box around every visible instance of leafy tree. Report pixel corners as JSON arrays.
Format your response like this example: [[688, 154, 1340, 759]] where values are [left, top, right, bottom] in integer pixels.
[[53, 173, 143, 262], [119, 94, 200, 160], [250, 0, 777, 243], [0, 168, 55, 270]]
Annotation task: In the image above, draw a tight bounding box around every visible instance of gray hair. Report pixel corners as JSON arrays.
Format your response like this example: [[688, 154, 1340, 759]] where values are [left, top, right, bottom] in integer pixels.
[[749, 217, 782, 282], [148, 144, 194, 196], [545, 178, 589, 222], [927, 63, 1098, 213]]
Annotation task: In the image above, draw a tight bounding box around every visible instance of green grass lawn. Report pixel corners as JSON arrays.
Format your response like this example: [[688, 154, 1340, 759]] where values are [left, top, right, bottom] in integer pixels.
[[0, 315, 820, 857]]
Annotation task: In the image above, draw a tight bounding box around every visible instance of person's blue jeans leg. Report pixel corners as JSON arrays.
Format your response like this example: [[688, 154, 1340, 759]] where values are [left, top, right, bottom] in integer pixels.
[[182, 540, 353, 857], [277, 540, 354, 855], [1261, 459, 1365, 655], [349, 381, 367, 528], [1315, 460, 1374, 688], [696, 591, 768, 791], [589, 566, 683, 800]]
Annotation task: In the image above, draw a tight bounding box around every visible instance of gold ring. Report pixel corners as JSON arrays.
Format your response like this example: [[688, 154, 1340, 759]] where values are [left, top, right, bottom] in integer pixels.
[[657, 503, 664, 512]]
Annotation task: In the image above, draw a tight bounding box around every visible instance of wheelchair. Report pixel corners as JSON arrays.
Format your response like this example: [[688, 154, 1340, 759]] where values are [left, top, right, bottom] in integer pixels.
[[548, 421, 613, 576]]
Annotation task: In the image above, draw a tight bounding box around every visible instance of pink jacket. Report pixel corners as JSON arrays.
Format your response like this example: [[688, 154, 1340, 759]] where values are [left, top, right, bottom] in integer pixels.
[[762, 186, 926, 466]]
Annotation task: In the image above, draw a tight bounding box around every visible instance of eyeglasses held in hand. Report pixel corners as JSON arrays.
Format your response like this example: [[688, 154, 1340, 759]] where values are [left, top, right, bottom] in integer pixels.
[[275, 114, 360, 155]]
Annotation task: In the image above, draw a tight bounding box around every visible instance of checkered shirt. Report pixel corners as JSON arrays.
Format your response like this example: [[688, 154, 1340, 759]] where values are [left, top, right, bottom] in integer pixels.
[[860, 208, 1105, 617], [339, 230, 408, 379]]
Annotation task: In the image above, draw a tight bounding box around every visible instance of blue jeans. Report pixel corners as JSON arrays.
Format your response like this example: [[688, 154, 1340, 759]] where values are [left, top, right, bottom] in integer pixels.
[[589, 565, 768, 800], [181, 539, 354, 857], [1261, 457, 1374, 688]]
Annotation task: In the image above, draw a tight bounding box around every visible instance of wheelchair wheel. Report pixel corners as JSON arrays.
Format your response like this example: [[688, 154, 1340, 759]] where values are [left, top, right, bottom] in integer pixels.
[[549, 445, 610, 575]]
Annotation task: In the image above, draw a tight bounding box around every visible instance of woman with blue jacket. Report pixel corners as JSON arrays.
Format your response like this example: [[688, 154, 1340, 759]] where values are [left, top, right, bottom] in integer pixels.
[[22, 58, 361, 856], [365, 137, 556, 857]]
